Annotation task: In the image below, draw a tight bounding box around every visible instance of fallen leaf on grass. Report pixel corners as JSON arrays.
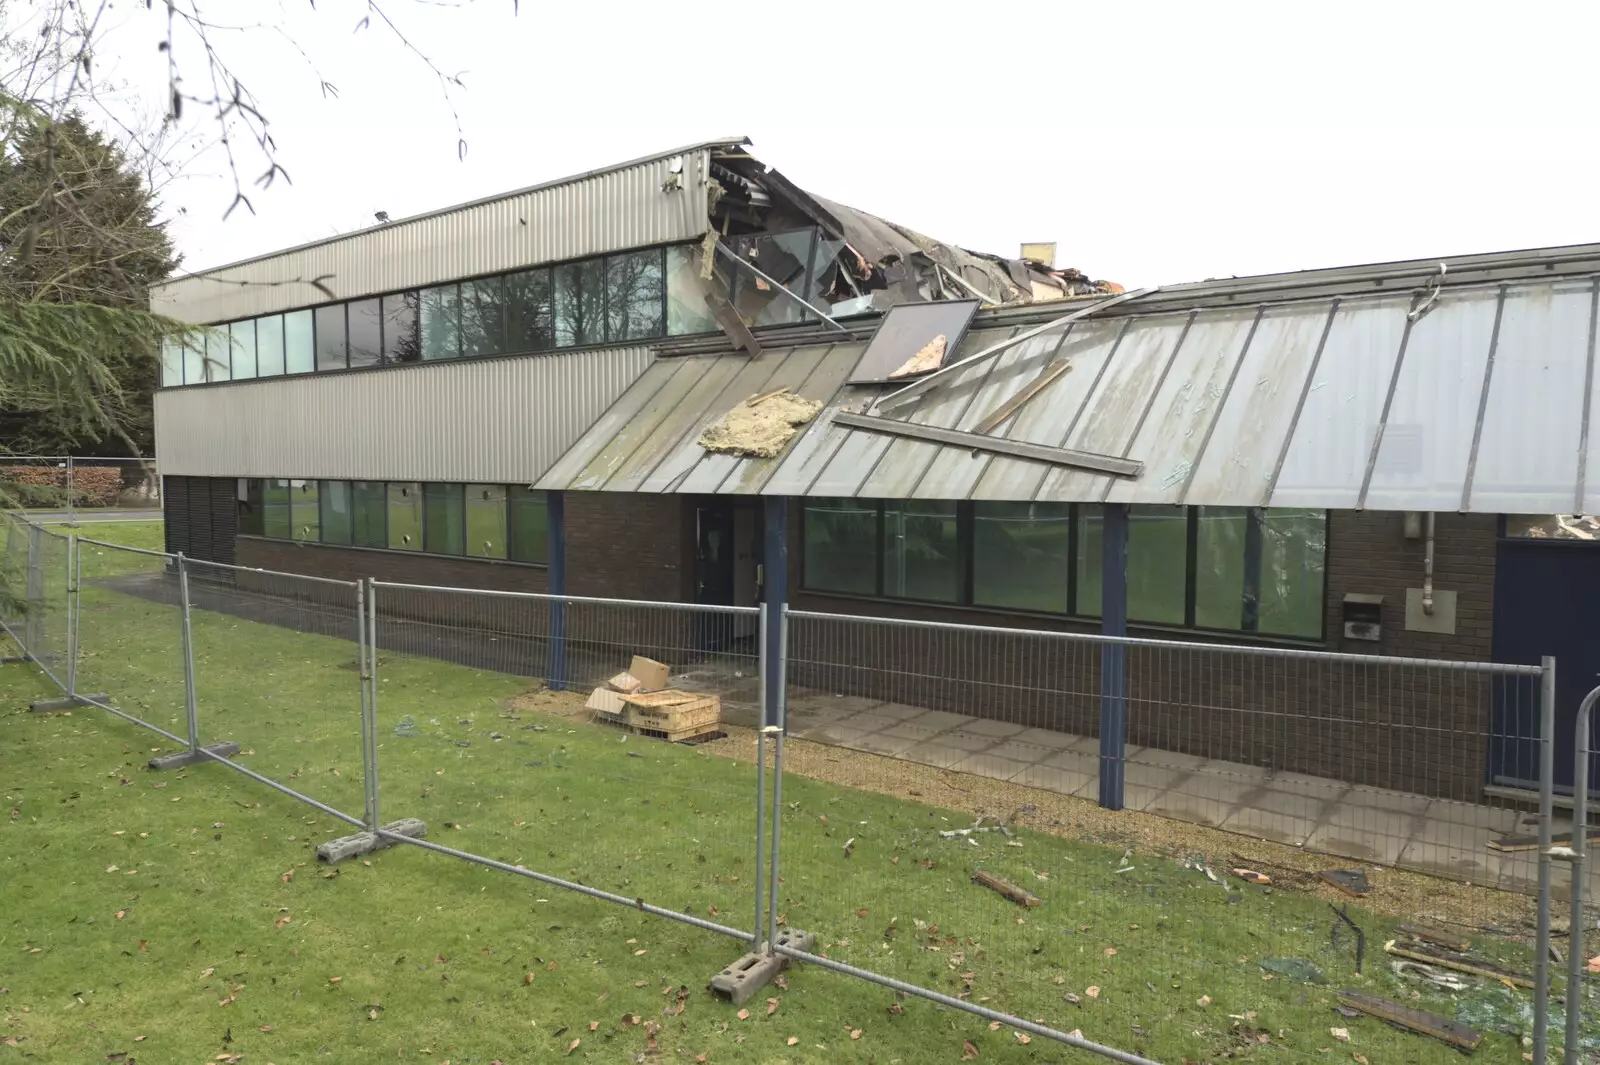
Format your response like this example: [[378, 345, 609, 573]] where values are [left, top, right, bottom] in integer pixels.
[[620, 1014, 640, 1027], [1330, 1028, 1349, 1042], [274, 915, 291, 929], [523, 972, 536, 986], [962, 1039, 980, 1059], [564, 1038, 580, 1055], [588, 1021, 599, 1032], [1353, 1055, 1369, 1065], [368, 1007, 379, 1020], [114, 910, 127, 920], [988, 1021, 1002, 1032], [695, 1056, 707, 1064], [887, 1001, 904, 1016], [1085, 986, 1100, 999], [787, 1036, 799, 1045], [1197, 995, 1212, 1006], [736, 1009, 749, 1021], [850, 1028, 862, 1040], [1587, 955, 1600, 974], [137, 940, 148, 952], [766, 998, 778, 1016], [327, 976, 342, 985], [774, 974, 787, 990], [1014, 1032, 1031, 1045], [633, 949, 647, 956], [855, 908, 870, 918]]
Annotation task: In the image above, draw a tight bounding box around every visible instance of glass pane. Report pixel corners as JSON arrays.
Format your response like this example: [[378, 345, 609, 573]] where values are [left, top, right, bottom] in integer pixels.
[[1506, 513, 1600, 540], [423, 483, 465, 555], [505, 269, 554, 353], [256, 315, 286, 377], [605, 249, 665, 342], [554, 259, 604, 347], [1259, 509, 1326, 638], [352, 481, 387, 548], [466, 484, 507, 559], [884, 500, 960, 602], [973, 502, 1070, 614], [284, 309, 315, 374], [238, 478, 264, 536], [228, 320, 257, 380], [381, 292, 420, 364], [319, 480, 353, 545], [291, 479, 320, 541], [1077, 505, 1187, 624], [508, 487, 549, 563], [160, 336, 183, 387], [1195, 507, 1249, 631], [387, 482, 422, 550], [731, 230, 813, 328], [347, 299, 383, 369], [666, 245, 718, 336], [420, 284, 461, 361], [461, 277, 507, 358], [314, 304, 347, 372], [262, 479, 291, 538], [205, 327, 231, 382], [182, 337, 205, 385], [803, 499, 877, 595]]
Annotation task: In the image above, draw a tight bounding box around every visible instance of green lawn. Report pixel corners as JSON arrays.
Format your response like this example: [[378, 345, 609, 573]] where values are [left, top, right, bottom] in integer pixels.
[[0, 520, 1586, 1063]]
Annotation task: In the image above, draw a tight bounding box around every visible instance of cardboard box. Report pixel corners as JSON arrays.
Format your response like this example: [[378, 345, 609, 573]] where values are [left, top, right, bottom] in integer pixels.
[[607, 671, 642, 693], [585, 687, 627, 718], [629, 655, 670, 691]]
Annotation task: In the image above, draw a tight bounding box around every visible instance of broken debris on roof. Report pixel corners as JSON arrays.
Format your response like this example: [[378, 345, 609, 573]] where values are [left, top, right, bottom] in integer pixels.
[[706, 146, 1121, 317], [890, 334, 946, 378], [846, 299, 979, 384], [698, 388, 823, 459]]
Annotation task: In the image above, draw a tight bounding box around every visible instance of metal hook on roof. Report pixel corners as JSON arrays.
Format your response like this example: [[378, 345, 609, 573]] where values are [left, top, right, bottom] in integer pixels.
[[1406, 262, 1448, 322]]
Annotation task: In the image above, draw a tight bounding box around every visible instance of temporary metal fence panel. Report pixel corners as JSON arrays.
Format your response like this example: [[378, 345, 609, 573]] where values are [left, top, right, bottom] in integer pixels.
[[368, 580, 764, 942], [0, 456, 162, 519], [776, 607, 1566, 1064], [181, 557, 369, 823], [71, 537, 190, 742]]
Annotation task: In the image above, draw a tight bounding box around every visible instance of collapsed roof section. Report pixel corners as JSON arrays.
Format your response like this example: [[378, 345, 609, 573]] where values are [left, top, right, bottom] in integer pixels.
[[705, 146, 1121, 317]]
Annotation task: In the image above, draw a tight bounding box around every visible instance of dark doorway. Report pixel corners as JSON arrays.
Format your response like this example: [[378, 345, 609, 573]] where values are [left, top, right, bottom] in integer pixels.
[[693, 498, 761, 650], [1491, 527, 1600, 794]]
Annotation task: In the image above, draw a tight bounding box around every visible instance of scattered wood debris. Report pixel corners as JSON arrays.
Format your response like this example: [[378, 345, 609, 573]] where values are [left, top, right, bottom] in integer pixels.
[[1487, 826, 1600, 852], [1395, 923, 1470, 952], [1383, 939, 1533, 988], [888, 334, 947, 379], [971, 870, 1040, 908], [1232, 868, 1271, 885], [698, 389, 823, 459], [1318, 868, 1370, 897], [1335, 990, 1482, 1050]]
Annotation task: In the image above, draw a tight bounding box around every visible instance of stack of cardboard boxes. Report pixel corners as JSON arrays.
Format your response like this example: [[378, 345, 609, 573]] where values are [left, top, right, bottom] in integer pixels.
[[584, 655, 723, 742]]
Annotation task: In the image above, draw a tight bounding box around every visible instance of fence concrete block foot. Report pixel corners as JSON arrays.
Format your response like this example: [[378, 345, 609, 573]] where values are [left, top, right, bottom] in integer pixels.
[[709, 928, 817, 1005], [29, 693, 109, 712], [318, 818, 427, 865], [147, 741, 240, 771]]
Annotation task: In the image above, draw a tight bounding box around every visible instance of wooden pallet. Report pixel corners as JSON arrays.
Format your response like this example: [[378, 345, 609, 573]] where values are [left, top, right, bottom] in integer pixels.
[[595, 716, 724, 744], [622, 690, 721, 735]]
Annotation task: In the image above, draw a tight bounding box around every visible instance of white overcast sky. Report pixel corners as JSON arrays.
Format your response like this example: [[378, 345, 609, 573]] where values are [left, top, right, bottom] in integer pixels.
[[71, 0, 1600, 288]]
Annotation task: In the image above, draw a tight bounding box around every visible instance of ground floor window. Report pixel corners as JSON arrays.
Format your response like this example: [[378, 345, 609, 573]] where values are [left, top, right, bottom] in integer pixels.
[[237, 478, 551, 565], [801, 499, 1327, 640]]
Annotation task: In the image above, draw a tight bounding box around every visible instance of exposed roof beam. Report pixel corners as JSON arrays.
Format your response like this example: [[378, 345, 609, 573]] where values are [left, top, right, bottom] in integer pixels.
[[832, 412, 1142, 478], [875, 288, 1154, 411]]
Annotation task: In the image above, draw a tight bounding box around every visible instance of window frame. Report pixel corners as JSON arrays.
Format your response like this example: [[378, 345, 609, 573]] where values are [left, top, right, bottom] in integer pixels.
[[176, 241, 697, 387], [799, 501, 1329, 642]]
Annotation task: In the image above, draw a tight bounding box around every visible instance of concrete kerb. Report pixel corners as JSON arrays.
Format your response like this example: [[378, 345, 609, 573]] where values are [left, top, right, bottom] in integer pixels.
[[316, 817, 428, 864]]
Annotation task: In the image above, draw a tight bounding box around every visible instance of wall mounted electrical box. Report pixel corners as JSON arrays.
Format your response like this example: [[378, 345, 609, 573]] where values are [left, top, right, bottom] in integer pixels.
[[1342, 593, 1385, 643]]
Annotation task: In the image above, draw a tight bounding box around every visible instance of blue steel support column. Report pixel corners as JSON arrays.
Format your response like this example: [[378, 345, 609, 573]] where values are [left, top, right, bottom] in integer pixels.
[[763, 496, 789, 729], [1097, 503, 1129, 810], [548, 491, 567, 691]]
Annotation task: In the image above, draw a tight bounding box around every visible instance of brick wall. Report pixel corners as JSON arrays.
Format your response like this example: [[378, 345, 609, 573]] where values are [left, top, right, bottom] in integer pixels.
[[786, 509, 1501, 800]]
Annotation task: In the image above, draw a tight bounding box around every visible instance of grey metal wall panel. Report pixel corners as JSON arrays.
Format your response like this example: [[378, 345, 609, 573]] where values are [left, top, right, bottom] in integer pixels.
[[154, 349, 653, 482], [151, 150, 713, 324]]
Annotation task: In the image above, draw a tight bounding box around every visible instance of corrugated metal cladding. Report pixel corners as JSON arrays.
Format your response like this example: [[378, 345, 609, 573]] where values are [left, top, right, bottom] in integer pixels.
[[154, 348, 653, 483], [541, 276, 1600, 514], [151, 150, 714, 324]]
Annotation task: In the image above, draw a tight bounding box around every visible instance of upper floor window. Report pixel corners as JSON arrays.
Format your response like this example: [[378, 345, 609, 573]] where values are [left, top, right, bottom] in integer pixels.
[[164, 232, 830, 387]]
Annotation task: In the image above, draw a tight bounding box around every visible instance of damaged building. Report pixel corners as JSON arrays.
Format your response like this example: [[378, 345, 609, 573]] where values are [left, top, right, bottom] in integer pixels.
[[150, 137, 1600, 807]]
